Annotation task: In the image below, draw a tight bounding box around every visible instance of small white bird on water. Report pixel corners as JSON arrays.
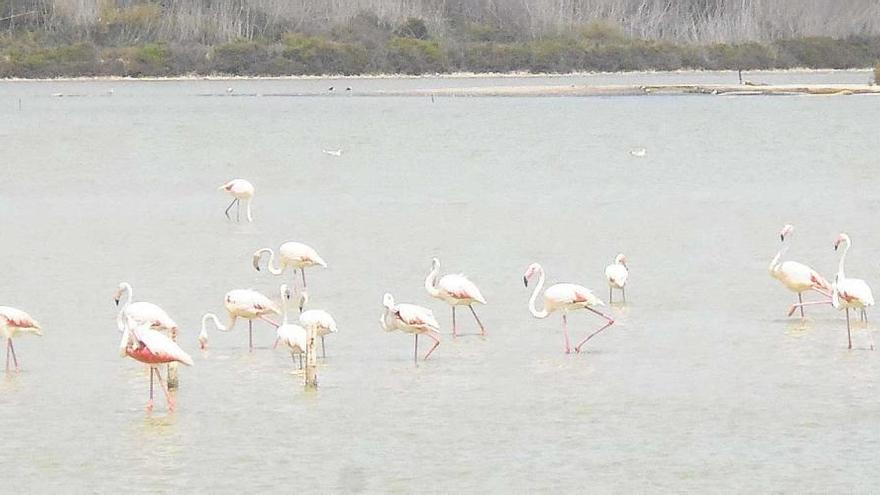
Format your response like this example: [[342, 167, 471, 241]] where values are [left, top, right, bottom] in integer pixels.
[[630, 148, 647, 157], [322, 149, 343, 157], [604, 253, 629, 303]]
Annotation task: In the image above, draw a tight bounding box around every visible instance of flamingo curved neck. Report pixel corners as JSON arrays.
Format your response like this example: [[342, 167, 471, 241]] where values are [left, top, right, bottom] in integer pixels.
[[528, 269, 549, 318], [769, 238, 789, 275], [201, 313, 228, 335], [115, 284, 134, 330], [424, 263, 441, 298], [258, 248, 284, 275], [837, 239, 850, 279]]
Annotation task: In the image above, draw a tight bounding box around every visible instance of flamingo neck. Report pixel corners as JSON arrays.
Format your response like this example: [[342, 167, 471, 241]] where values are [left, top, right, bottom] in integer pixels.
[[245, 199, 253, 222], [201, 313, 227, 336], [769, 238, 788, 275], [837, 239, 850, 279], [528, 269, 549, 318], [118, 325, 132, 357], [424, 263, 441, 298], [257, 248, 283, 275]]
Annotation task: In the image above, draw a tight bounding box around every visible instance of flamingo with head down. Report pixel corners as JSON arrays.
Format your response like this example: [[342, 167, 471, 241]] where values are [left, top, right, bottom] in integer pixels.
[[769, 225, 832, 318], [523, 263, 614, 354], [381, 293, 441, 364], [216, 289, 280, 351], [0, 306, 42, 372], [424, 257, 487, 337], [119, 317, 193, 412], [252, 241, 327, 291]]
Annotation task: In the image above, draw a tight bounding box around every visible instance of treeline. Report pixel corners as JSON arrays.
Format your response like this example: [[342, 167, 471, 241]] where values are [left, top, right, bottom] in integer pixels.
[[0, 1, 879, 78]]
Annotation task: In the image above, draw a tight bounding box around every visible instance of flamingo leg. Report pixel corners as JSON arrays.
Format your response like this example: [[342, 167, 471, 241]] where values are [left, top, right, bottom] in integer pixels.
[[562, 314, 572, 354], [248, 320, 253, 351], [574, 307, 616, 353], [798, 293, 805, 317], [301, 269, 307, 289], [469, 305, 486, 336], [452, 306, 457, 338], [5, 338, 10, 372], [236, 199, 241, 222], [413, 334, 419, 365], [608, 287, 613, 304], [224, 198, 238, 219], [846, 308, 852, 350], [259, 316, 279, 328], [8, 338, 19, 372], [812, 287, 832, 297], [321, 335, 326, 359], [154, 367, 173, 412], [861, 308, 868, 323], [622, 287, 626, 303], [423, 331, 441, 360], [147, 367, 155, 412], [787, 299, 832, 317]]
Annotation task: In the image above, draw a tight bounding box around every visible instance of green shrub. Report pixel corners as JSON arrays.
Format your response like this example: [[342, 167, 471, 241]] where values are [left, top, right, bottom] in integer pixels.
[[282, 34, 368, 75], [209, 39, 267, 74], [386, 37, 447, 74], [394, 18, 429, 40], [874, 62, 880, 84]]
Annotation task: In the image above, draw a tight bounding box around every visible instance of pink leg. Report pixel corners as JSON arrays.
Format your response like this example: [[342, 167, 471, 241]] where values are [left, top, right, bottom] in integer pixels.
[[798, 292, 805, 318], [423, 331, 441, 360], [147, 368, 155, 412], [259, 316, 279, 328], [452, 306, 457, 338], [248, 320, 253, 351], [575, 307, 615, 353], [812, 287, 831, 297], [5, 338, 9, 373], [608, 286, 613, 304], [154, 367, 174, 412], [846, 308, 852, 350], [301, 269, 307, 289], [8, 339, 19, 372], [469, 305, 486, 336], [413, 334, 419, 365], [562, 314, 572, 354], [787, 299, 832, 317]]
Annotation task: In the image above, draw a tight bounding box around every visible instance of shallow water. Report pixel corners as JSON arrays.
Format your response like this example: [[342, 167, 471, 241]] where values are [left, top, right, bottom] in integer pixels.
[[0, 72, 878, 492]]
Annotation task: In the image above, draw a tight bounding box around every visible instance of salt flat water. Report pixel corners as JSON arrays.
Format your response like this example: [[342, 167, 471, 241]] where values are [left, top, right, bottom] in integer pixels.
[[0, 72, 878, 492]]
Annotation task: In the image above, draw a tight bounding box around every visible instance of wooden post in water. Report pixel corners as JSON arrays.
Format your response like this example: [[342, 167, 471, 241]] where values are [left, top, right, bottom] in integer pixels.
[[304, 326, 318, 390], [167, 328, 179, 390]]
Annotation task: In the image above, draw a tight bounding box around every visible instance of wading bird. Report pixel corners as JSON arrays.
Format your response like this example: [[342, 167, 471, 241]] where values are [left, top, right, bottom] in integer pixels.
[[252, 241, 327, 290], [523, 263, 614, 354], [113, 282, 178, 337], [218, 179, 254, 222], [826, 234, 874, 349], [605, 254, 629, 303], [0, 306, 41, 372], [274, 285, 307, 370], [424, 257, 487, 337], [298, 292, 337, 359], [768, 225, 832, 317], [119, 318, 193, 412], [197, 313, 224, 350], [219, 289, 280, 351], [381, 293, 441, 364]]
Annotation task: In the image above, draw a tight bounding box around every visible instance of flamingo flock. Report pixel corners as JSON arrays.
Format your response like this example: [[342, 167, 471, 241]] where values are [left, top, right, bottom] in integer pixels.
[[6, 180, 875, 416]]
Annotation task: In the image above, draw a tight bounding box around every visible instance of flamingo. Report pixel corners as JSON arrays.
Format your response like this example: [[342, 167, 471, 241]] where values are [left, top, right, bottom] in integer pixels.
[[252, 241, 327, 291], [113, 283, 179, 336], [119, 318, 193, 412], [523, 263, 615, 354], [298, 292, 338, 359], [274, 284, 307, 370], [827, 234, 875, 350], [768, 225, 832, 317], [424, 257, 487, 337], [197, 313, 224, 350], [604, 253, 629, 303], [380, 293, 441, 364], [218, 179, 254, 222], [220, 289, 280, 351], [0, 306, 42, 372]]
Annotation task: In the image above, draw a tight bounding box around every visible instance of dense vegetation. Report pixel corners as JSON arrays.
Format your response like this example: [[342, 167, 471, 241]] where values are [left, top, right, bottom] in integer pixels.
[[0, 1, 879, 78]]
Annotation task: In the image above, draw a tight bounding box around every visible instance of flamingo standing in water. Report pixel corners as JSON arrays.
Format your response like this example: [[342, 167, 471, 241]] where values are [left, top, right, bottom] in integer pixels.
[[119, 318, 193, 412], [769, 225, 832, 317], [381, 293, 441, 364], [298, 292, 338, 359], [197, 313, 224, 350], [825, 233, 874, 349], [0, 306, 42, 372], [424, 257, 487, 337], [604, 254, 629, 303], [218, 179, 254, 222], [219, 289, 280, 351], [252, 241, 327, 290], [523, 263, 615, 354], [113, 283, 179, 337], [274, 284, 307, 369]]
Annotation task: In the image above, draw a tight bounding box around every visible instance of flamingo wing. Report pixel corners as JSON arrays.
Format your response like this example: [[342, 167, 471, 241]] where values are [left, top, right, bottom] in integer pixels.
[[277, 324, 307, 352], [396, 304, 440, 331], [439, 274, 486, 304], [0, 306, 41, 330], [300, 309, 338, 334], [125, 302, 178, 331], [133, 326, 194, 366], [838, 278, 875, 307], [605, 264, 628, 288]]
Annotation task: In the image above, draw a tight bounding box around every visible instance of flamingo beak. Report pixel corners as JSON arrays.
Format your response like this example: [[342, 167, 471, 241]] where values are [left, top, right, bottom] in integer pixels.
[[114, 298, 120, 306], [523, 276, 529, 287], [780, 234, 784, 242]]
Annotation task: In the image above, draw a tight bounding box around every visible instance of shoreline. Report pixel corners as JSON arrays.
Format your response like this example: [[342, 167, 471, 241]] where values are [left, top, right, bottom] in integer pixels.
[[0, 67, 873, 83]]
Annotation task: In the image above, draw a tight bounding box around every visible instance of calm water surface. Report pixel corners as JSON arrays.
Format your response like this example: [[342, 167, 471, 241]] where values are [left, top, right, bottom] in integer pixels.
[[0, 72, 878, 492]]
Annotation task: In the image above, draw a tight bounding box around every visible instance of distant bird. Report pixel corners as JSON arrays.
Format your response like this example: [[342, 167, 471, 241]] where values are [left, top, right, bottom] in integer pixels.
[[328, 86, 334, 91], [198, 313, 224, 350], [119, 318, 193, 412], [298, 291, 337, 359], [345, 87, 352, 91], [274, 284, 307, 369], [523, 263, 614, 354], [0, 306, 41, 372], [253, 241, 327, 290], [381, 293, 441, 364], [221, 289, 280, 351], [769, 225, 832, 318], [829, 234, 875, 349], [226, 87, 234, 94], [322, 149, 343, 157], [630, 148, 647, 157], [424, 257, 487, 337], [218, 179, 254, 222], [605, 253, 629, 303], [107, 88, 115, 96]]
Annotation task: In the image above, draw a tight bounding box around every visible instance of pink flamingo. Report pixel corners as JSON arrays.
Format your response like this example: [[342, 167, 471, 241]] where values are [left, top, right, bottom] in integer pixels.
[[523, 263, 615, 354], [0, 306, 42, 372], [828, 234, 875, 349], [769, 225, 832, 317], [604, 253, 629, 303], [273, 285, 307, 370], [216, 289, 280, 351], [298, 291, 338, 358], [119, 318, 193, 412], [114, 282, 179, 337], [380, 293, 441, 364], [252, 241, 327, 291], [218, 179, 254, 222], [424, 257, 487, 337], [197, 313, 224, 350]]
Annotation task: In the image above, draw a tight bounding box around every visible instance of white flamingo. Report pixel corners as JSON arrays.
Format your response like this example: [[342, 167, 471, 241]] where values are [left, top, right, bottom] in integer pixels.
[[252, 241, 327, 290], [218, 179, 254, 222], [298, 292, 337, 359], [197, 313, 225, 350], [827, 233, 875, 350], [0, 306, 42, 372], [424, 257, 487, 337], [220, 289, 280, 351], [273, 284, 307, 369], [523, 263, 615, 354], [119, 317, 193, 412], [604, 253, 629, 303], [113, 282, 179, 336], [769, 225, 832, 317], [381, 293, 441, 364]]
